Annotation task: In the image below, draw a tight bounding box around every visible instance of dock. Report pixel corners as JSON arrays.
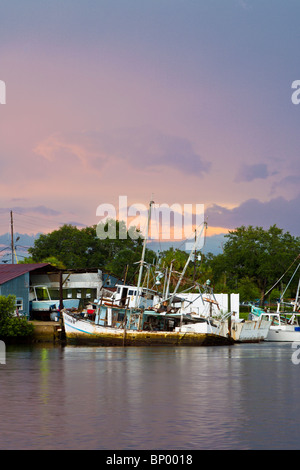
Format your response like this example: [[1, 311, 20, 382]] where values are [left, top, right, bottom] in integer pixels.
[[29, 321, 65, 343]]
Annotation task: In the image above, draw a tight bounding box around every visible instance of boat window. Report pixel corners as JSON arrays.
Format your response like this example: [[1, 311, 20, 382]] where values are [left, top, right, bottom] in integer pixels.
[[128, 290, 134, 295], [118, 312, 125, 322]]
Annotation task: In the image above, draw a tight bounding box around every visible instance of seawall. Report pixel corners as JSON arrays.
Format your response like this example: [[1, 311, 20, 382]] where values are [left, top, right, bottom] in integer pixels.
[[29, 321, 64, 343]]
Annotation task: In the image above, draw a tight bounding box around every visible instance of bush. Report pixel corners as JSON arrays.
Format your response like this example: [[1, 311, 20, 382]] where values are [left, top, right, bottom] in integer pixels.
[[0, 295, 34, 338], [0, 317, 34, 337]]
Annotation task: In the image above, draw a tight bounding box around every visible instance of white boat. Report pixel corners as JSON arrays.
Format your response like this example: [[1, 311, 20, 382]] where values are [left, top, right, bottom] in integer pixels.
[[174, 283, 270, 343], [251, 308, 300, 342], [62, 307, 234, 346], [229, 317, 270, 343], [182, 310, 270, 343], [250, 258, 300, 342]]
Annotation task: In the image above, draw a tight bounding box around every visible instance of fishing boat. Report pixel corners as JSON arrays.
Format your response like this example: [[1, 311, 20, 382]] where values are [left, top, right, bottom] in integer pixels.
[[62, 201, 233, 346], [171, 279, 270, 343], [228, 315, 270, 343], [178, 303, 270, 343], [251, 257, 300, 342], [62, 306, 234, 346]]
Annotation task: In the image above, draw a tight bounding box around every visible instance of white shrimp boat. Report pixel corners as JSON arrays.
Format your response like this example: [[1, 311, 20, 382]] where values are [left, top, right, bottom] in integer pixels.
[[62, 307, 234, 346]]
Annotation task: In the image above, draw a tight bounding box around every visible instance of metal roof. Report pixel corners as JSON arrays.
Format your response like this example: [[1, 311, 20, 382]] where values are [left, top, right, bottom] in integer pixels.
[[0, 263, 57, 285]]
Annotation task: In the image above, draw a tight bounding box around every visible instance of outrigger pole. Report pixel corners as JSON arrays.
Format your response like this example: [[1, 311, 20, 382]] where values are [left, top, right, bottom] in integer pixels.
[[135, 200, 154, 308]]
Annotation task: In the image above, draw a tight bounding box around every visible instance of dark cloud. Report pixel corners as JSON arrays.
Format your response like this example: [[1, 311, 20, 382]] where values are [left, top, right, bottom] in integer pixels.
[[92, 128, 211, 177], [206, 194, 300, 236], [235, 163, 277, 182], [37, 128, 211, 177]]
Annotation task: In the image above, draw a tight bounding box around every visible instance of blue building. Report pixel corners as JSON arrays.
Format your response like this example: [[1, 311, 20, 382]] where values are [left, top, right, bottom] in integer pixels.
[[0, 264, 57, 317]]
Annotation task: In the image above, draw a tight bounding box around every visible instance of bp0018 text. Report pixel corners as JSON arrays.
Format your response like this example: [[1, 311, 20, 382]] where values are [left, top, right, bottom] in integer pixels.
[[150, 455, 192, 465]]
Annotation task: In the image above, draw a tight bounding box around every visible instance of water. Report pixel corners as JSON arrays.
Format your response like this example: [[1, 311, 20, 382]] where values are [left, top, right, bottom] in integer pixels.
[[0, 342, 300, 450]]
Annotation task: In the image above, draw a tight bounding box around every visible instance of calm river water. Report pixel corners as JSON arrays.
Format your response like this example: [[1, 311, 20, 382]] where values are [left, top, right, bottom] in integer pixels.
[[0, 342, 300, 450]]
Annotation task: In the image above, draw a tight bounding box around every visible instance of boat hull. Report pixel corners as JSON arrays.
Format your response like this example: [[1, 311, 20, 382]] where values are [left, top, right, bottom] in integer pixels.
[[230, 319, 270, 343], [62, 312, 234, 346], [265, 327, 300, 342]]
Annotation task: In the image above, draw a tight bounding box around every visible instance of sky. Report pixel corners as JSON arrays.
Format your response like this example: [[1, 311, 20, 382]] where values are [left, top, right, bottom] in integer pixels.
[[0, 0, 299, 257]]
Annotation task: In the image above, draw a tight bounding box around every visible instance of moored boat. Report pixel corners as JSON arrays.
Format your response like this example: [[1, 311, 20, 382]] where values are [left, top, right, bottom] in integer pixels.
[[250, 257, 300, 342], [251, 307, 300, 342], [62, 307, 234, 346]]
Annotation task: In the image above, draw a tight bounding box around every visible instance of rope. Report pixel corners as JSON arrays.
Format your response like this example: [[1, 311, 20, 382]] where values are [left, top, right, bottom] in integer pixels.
[[264, 255, 300, 298]]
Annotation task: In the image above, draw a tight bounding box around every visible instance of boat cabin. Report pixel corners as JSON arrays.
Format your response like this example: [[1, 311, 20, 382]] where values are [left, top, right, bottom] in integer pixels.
[[259, 312, 300, 329], [112, 284, 160, 309]]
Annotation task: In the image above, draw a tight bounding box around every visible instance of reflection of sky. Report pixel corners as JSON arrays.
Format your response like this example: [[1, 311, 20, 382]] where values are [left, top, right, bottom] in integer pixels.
[[61, 345, 300, 450], [0, 1, 299, 238], [1, 344, 300, 449]]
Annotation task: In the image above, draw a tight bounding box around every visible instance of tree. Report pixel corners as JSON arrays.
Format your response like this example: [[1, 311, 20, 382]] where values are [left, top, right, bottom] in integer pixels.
[[236, 276, 261, 302], [0, 295, 16, 321], [212, 225, 300, 304], [28, 221, 156, 279]]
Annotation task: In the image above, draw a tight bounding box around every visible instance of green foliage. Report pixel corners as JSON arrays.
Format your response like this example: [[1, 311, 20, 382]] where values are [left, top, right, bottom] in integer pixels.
[[210, 225, 300, 303], [0, 317, 34, 337], [28, 221, 156, 282], [0, 295, 16, 320], [236, 276, 261, 302], [0, 295, 34, 337]]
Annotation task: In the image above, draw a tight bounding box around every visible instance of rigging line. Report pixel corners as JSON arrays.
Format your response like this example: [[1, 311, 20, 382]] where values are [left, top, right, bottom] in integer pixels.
[[279, 263, 300, 302], [264, 255, 300, 298], [175, 220, 207, 252]]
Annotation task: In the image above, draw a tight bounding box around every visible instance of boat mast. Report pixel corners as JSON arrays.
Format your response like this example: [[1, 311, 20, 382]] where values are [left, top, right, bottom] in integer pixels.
[[294, 273, 300, 312], [169, 222, 206, 305], [135, 200, 154, 308]]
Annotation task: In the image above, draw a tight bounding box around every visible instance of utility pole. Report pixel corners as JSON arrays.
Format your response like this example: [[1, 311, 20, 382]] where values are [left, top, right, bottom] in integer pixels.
[[10, 210, 14, 264]]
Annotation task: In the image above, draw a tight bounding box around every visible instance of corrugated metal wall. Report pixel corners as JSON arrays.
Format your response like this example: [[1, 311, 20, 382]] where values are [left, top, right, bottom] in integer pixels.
[[0, 272, 29, 316]]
